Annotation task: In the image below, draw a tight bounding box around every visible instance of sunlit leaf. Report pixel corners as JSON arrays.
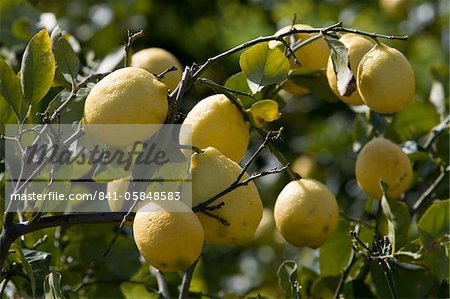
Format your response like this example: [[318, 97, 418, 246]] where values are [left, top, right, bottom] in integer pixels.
[[381, 190, 411, 252], [319, 218, 353, 276], [324, 36, 356, 97], [224, 72, 255, 108], [247, 99, 280, 127], [418, 199, 450, 246], [385, 100, 440, 143], [239, 42, 290, 94], [0, 59, 24, 122], [20, 29, 56, 103]]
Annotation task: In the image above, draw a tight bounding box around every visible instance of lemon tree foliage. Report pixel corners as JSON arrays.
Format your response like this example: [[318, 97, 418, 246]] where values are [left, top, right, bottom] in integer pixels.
[[0, 0, 449, 298]]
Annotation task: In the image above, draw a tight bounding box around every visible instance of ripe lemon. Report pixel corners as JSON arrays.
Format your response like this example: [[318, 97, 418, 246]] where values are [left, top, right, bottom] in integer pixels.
[[355, 137, 413, 199], [357, 43, 415, 114], [271, 24, 330, 96], [180, 94, 249, 163], [326, 33, 374, 105], [83, 67, 168, 147], [274, 178, 339, 248], [131, 47, 183, 91], [106, 177, 130, 212], [133, 202, 204, 272], [190, 147, 263, 245]]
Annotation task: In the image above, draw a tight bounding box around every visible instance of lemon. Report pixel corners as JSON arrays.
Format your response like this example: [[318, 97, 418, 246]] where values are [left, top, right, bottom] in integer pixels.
[[357, 43, 415, 114], [190, 147, 263, 245], [355, 137, 413, 199], [131, 47, 183, 91], [83, 67, 168, 147], [271, 24, 330, 96], [180, 94, 249, 163], [326, 33, 374, 105], [274, 178, 339, 248], [106, 177, 130, 212], [133, 202, 204, 272]]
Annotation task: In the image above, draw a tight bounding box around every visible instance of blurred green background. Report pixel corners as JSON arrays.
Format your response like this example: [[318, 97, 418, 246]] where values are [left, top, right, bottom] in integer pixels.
[[1, 0, 448, 298]]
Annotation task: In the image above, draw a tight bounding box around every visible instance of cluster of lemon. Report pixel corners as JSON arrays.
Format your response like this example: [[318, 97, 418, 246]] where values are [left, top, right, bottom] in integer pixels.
[[82, 22, 415, 273]]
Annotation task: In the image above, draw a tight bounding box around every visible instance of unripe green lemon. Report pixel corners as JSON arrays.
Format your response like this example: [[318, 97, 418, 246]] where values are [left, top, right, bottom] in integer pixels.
[[83, 67, 168, 147], [190, 147, 263, 245], [271, 24, 330, 96], [357, 43, 415, 114], [355, 137, 413, 199], [133, 202, 204, 272], [274, 178, 339, 248], [326, 33, 374, 105], [131, 47, 183, 91], [180, 94, 249, 163]]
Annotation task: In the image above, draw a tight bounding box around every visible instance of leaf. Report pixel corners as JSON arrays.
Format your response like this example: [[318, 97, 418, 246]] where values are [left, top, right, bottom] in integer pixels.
[[96, 46, 125, 73], [352, 113, 373, 152], [418, 199, 450, 246], [0, 59, 24, 122], [21, 29, 56, 104], [224, 72, 255, 108], [277, 260, 300, 299], [385, 100, 441, 143], [420, 246, 449, 282], [310, 276, 340, 299], [324, 36, 356, 97], [288, 68, 340, 102], [10, 243, 36, 298], [319, 218, 353, 276], [44, 271, 65, 299], [247, 99, 280, 127], [51, 26, 80, 88], [381, 193, 411, 252], [239, 42, 290, 94], [120, 282, 157, 299]]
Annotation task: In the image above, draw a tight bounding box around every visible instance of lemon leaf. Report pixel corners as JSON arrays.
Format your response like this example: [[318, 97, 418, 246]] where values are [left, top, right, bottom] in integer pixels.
[[239, 42, 290, 94], [20, 29, 56, 104], [277, 260, 300, 299], [44, 271, 64, 299], [418, 199, 450, 247], [247, 99, 280, 127], [0, 58, 24, 122], [324, 36, 356, 97], [51, 25, 80, 89]]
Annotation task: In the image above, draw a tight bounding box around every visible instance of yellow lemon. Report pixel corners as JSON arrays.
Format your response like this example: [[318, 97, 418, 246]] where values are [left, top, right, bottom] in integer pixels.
[[83, 67, 168, 147], [106, 177, 130, 212], [274, 178, 339, 248], [190, 147, 263, 245], [133, 202, 204, 272], [355, 137, 413, 199], [131, 47, 183, 91], [180, 94, 249, 163], [357, 43, 415, 114], [326, 33, 374, 105], [271, 24, 330, 96]]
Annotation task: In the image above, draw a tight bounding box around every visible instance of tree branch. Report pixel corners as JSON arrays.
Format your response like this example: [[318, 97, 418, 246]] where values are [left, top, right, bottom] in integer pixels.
[[179, 257, 199, 299]]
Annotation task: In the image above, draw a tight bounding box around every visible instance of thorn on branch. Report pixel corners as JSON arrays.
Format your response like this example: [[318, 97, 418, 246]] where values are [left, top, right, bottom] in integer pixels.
[[200, 210, 230, 226]]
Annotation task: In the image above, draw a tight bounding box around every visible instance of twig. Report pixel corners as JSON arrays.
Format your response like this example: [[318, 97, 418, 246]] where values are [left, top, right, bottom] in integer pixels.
[[124, 29, 144, 67], [412, 166, 449, 212], [179, 258, 200, 299], [157, 66, 178, 80], [151, 267, 171, 299], [423, 115, 450, 150]]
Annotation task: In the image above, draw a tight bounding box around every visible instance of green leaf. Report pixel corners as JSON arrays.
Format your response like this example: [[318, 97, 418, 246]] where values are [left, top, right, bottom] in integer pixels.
[[288, 68, 340, 102], [324, 36, 356, 97], [310, 276, 340, 299], [385, 100, 441, 143], [277, 260, 300, 299], [381, 194, 411, 252], [51, 26, 80, 88], [44, 271, 65, 299], [224, 72, 255, 108], [239, 42, 290, 94], [247, 99, 280, 127], [420, 246, 449, 282], [10, 243, 36, 298], [319, 218, 353, 276], [352, 113, 373, 152], [0, 58, 25, 122], [0, 0, 39, 47], [120, 282, 157, 299], [20, 29, 56, 104], [418, 199, 450, 246]]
